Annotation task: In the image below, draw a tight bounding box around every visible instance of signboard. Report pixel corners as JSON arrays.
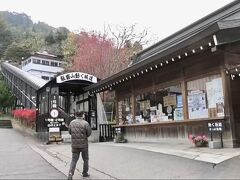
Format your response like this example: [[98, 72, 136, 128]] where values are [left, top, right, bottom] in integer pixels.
[[208, 122, 223, 132], [56, 72, 97, 84], [50, 94, 58, 109], [49, 127, 62, 142], [90, 110, 97, 130], [46, 118, 65, 128], [163, 95, 176, 107]]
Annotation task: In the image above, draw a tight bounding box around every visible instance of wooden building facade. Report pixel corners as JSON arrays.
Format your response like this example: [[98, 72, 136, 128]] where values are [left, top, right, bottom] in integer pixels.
[[87, 1, 240, 147]]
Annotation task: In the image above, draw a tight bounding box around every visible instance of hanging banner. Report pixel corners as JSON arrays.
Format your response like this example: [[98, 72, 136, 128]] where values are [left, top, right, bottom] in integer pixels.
[[56, 72, 97, 83]]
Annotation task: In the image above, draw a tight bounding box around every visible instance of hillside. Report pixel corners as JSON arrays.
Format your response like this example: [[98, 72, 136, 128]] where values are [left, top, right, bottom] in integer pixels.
[[0, 11, 70, 62]]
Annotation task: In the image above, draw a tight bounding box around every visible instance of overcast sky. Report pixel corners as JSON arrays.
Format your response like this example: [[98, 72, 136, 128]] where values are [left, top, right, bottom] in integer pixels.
[[0, 0, 235, 45]]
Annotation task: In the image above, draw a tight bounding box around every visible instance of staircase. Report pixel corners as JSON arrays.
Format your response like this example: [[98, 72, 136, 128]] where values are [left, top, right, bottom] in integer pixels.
[[0, 120, 13, 128]]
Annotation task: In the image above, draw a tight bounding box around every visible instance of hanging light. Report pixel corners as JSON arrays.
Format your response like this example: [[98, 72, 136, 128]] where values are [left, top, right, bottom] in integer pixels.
[[192, 49, 196, 53], [155, 65, 158, 68], [200, 46, 203, 50], [172, 58, 175, 62], [178, 55, 181, 59], [185, 52, 188, 56]]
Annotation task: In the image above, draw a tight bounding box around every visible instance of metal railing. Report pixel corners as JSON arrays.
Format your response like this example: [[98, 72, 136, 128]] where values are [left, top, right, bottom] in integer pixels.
[[99, 123, 116, 142]]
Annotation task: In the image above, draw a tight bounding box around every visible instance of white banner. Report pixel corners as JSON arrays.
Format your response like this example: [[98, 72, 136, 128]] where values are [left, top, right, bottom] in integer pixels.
[[56, 72, 97, 83]]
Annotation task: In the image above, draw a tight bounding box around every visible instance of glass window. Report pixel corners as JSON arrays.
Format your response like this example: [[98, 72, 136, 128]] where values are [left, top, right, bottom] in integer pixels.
[[118, 97, 132, 125], [135, 84, 183, 123], [84, 101, 89, 111], [187, 74, 224, 119], [41, 76, 49, 80], [84, 93, 88, 99], [50, 61, 58, 66], [79, 94, 83, 101]]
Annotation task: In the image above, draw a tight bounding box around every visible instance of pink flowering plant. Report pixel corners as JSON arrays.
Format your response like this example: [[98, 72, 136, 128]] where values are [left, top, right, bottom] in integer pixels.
[[188, 134, 208, 147]]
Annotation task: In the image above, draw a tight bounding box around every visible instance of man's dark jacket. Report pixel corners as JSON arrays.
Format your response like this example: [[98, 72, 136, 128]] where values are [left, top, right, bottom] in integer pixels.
[[68, 118, 92, 149]]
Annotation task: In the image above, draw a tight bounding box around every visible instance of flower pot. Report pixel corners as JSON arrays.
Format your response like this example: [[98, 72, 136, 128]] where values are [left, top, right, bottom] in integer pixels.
[[195, 141, 206, 147]]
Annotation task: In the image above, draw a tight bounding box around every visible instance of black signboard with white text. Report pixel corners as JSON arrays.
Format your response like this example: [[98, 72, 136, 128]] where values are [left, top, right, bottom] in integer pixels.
[[208, 122, 224, 132]]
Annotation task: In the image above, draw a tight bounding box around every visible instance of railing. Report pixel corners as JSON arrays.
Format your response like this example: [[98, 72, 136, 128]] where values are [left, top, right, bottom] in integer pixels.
[[99, 123, 116, 142]]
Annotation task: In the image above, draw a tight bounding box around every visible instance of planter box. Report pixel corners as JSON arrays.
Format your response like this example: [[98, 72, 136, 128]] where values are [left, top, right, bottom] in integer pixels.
[[208, 140, 222, 149]]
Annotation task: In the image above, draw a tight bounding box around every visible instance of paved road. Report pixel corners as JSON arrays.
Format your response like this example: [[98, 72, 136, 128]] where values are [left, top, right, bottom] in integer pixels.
[[3, 120, 240, 179], [89, 143, 240, 179], [0, 128, 66, 179], [44, 142, 240, 179]]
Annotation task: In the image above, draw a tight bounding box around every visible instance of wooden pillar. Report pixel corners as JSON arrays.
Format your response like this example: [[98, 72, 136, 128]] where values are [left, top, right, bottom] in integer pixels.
[[131, 89, 136, 124], [181, 81, 188, 120], [221, 66, 236, 146]]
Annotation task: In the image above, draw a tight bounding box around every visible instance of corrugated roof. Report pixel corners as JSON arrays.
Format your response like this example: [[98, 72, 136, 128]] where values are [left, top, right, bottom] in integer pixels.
[[1, 62, 47, 90]]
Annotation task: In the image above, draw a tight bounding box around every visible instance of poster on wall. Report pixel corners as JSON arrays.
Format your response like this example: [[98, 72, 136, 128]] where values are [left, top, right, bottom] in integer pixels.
[[206, 81, 215, 108], [174, 108, 183, 120], [163, 94, 176, 107], [188, 93, 208, 119], [206, 78, 224, 108], [213, 78, 224, 104], [177, 95, 183, 107]]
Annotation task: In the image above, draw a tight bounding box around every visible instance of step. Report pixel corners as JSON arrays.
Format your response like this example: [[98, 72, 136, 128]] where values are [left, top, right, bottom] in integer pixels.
[[0, 120, 13, 128]]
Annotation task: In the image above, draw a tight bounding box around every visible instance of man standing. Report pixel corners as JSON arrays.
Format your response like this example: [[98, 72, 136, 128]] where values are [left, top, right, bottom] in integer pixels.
[[67, 111, 92, 180]]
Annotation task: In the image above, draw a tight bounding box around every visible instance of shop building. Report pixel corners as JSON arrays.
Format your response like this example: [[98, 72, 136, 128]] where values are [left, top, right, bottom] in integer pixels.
[[87, 1, 240, 147]]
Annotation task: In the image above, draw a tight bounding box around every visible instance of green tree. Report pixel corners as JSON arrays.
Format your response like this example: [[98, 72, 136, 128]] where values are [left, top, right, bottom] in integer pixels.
[[21, 32, 45, 52], [0, 77, 15, 113], [45, 31, 56, 45], [4, 42, 31, 63], [0, 17, 12, 59], [62, 32, 77, 68]]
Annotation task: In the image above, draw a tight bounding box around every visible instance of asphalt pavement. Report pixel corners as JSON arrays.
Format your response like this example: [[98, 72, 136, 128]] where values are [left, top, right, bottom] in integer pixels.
[[6, 119, 240, 179], [0, 128, 66, 179]]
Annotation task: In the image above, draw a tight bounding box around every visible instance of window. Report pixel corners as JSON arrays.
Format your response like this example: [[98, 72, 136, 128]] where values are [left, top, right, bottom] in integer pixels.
[[187, 74, 224, 119], [135, 84, 183, 124], [42, 60, 49, 65], [41, 76, 50, 80], [118, 97, 132, 124], [51, 61, 58, 67]]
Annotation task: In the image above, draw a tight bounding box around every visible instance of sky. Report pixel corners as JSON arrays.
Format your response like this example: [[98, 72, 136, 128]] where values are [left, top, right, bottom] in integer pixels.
[[0, 0, 235, 45]]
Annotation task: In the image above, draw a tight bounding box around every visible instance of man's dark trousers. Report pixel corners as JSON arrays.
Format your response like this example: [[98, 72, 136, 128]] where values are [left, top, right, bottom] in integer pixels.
[[69, 147, 89, 176]]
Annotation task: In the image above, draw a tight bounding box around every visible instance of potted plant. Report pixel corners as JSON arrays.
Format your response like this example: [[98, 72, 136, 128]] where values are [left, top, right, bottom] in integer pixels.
[[188, 134, 208, 147]]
